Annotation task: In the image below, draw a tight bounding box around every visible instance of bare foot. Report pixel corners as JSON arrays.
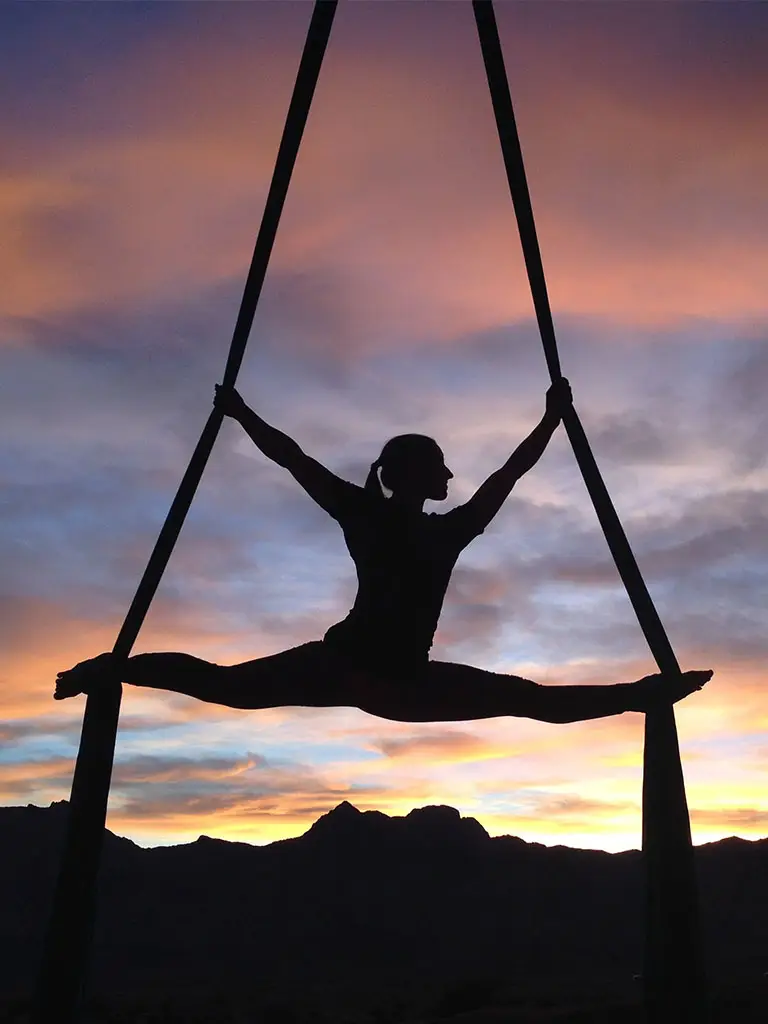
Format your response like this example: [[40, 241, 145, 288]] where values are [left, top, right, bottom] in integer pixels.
[[54, 652, 116, 700], [628, 669, 712, 713]]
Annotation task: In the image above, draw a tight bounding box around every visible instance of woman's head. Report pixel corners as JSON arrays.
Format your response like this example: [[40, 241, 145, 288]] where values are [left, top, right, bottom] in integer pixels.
[[365, 434, 453, 502]]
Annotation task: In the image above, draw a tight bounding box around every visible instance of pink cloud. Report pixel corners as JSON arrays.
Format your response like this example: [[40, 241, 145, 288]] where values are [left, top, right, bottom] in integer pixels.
[[0, 3, 765, 354]]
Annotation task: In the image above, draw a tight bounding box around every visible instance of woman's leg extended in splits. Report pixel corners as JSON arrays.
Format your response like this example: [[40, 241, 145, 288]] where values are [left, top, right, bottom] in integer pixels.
[[56, 642, 354, 710], [355, 660, 712, 725], [57, 648, 711, 721]]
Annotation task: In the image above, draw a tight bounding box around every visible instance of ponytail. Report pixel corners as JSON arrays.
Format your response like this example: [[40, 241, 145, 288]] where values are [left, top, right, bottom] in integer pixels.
[[365, 458, 384, 499]]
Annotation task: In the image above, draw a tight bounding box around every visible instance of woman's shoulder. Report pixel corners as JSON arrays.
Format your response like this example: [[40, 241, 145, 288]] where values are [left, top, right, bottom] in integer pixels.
[[428, 504, 486, 543], [333, 480, 381, 520]]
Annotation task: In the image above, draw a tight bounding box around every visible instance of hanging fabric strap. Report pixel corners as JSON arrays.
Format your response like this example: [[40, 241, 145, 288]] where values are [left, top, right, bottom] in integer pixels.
[[471, 3, 707, 1021], [34, 5, 337, 1023]]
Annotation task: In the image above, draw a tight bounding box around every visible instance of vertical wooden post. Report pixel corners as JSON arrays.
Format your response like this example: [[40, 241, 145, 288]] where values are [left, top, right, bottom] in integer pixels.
[[32, 5, 337, 1022], [471, 2, 708, 1019]]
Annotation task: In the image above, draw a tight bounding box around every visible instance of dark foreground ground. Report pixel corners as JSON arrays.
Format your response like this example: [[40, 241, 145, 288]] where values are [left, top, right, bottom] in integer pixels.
[[3, 801, 767, 1022], [2, 977, 768, 1024]]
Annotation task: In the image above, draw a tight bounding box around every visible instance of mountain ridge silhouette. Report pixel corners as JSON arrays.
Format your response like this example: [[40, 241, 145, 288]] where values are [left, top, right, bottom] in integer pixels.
[[2, 800, 767, 1006]]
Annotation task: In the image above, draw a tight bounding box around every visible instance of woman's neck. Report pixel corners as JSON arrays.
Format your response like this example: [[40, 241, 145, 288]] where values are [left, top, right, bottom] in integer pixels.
[[388, 492, 426, 514]]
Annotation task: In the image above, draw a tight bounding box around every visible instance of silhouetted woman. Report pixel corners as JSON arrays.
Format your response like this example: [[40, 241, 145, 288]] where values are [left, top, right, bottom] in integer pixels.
[[56, 380, 711, 723]]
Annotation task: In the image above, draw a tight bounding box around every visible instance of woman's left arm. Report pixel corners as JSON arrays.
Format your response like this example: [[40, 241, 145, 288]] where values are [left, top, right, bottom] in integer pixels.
[[459, 378, 572, 532]]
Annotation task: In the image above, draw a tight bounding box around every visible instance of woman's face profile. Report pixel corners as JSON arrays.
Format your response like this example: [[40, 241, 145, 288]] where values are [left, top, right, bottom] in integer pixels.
[[390, 439, 453, 501], [423, 444, 453, 501]]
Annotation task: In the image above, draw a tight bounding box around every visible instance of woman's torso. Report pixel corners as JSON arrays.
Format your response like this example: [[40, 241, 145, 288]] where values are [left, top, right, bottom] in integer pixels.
[[323, 488, 483, 672]]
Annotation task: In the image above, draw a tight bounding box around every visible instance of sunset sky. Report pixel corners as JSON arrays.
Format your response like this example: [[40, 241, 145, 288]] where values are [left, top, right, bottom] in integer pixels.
[[1, 0, 767, 853]]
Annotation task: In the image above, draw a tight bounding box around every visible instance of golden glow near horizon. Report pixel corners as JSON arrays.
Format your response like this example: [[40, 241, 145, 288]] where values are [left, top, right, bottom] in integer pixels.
[[1, 1, 767, 852]]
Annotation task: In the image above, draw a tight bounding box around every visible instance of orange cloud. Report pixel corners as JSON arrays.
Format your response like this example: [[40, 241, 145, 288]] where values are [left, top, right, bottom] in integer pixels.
[[372, 730, 509, 764], [514, 793, 637, 825], [0, 756, 74, 804], [692, 807, 768, 830]]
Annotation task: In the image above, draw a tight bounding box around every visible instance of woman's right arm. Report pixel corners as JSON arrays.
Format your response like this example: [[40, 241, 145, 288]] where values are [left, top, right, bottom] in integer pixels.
[[215, 385, 355, 517]]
